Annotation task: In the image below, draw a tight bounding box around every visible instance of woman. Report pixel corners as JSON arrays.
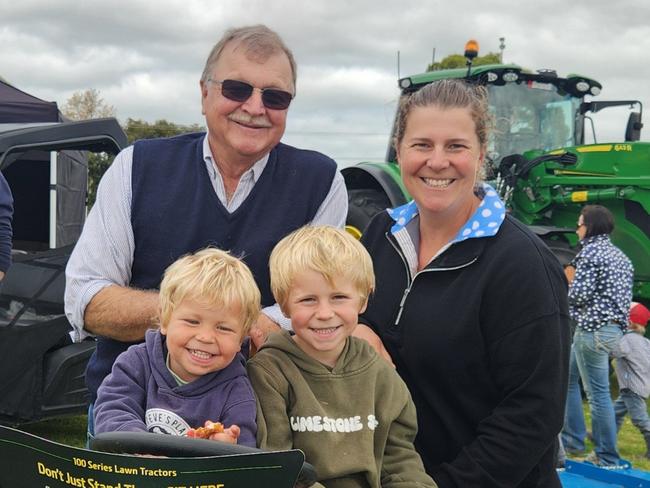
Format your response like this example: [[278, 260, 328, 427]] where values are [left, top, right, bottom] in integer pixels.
[[562, 205, 634, 466], [359, 80, 570, 487]]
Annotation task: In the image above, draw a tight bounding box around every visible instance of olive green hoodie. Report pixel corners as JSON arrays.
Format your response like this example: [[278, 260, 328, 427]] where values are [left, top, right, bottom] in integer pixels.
[[248, 331, 436, 488]]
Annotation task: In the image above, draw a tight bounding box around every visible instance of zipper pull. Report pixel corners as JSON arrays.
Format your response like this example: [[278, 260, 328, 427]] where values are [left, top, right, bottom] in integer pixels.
[[394, 286, 410, 326]]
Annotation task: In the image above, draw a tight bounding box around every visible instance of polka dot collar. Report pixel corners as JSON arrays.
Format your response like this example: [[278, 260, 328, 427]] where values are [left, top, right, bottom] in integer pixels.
[[387, 183, 506, 242]]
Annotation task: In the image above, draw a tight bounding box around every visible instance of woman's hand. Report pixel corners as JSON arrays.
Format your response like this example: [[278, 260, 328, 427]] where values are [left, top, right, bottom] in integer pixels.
[[564, 265, 576, 284], [353, 324, 394, 367]]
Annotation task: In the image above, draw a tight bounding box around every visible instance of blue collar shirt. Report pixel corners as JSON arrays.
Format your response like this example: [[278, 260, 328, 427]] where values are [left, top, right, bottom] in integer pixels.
[[387, 183, 506, 278]]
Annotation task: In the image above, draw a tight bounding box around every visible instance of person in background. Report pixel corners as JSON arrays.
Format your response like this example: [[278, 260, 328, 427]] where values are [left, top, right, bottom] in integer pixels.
[[248, 226, 436, 488], [94, 248, 259, 446], [612, 302, 650, 458], [64, 24, 348, 432], [562, 205, 634, 467], [359, 79, 570, 487], [0, 171, 13, 280]]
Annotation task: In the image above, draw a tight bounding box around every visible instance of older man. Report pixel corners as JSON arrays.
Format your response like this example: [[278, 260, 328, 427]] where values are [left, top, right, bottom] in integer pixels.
[[65, 25, 347, 408]]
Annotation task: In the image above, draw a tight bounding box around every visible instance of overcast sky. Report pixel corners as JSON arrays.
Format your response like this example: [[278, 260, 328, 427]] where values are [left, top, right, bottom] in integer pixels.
[[2, 0, 649, 167]]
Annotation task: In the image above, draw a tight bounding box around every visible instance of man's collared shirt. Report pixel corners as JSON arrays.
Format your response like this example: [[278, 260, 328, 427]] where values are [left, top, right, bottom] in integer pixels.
[[65, 134, 347, 341]]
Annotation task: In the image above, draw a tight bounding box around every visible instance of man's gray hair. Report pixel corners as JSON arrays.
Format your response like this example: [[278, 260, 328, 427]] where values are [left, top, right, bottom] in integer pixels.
[[201, 24, 297, 91]]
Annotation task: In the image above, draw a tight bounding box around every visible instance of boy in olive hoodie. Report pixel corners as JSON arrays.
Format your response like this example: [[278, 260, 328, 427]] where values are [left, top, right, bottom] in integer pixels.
[[248, 226, 436, 488]]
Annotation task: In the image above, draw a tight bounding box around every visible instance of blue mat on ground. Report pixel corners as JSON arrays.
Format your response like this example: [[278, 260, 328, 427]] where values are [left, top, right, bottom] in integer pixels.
[[560, 459, 650, 487]]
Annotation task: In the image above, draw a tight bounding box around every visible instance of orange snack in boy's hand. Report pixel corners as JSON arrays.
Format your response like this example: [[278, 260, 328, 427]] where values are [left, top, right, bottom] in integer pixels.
[[186, 421, 225, 439]]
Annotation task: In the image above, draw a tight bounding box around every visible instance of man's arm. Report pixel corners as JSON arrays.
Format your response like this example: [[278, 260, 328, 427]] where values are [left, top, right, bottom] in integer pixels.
[[84, 286, 159, 340], [65, 147, 156, 342]]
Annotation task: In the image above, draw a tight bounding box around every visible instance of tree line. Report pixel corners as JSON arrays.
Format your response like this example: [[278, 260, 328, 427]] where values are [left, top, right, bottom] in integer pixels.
[[67, 50, 502, 206], [62, 88, 203, 207], [427, 52, 501, 71]]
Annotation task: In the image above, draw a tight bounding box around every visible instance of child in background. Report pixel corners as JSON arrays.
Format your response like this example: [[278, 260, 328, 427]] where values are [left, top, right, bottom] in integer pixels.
[[248, 226, 436, 488], [94, 248, 260, 446], [612, 302, 650, 458]]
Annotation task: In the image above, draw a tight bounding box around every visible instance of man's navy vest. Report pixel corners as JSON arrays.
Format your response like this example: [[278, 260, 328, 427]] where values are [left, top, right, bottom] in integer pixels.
[[86, 132, 336, 400]]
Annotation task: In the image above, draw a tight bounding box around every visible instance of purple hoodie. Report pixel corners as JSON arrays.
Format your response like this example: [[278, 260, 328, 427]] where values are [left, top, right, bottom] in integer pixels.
[[94, 329, 257, 447]]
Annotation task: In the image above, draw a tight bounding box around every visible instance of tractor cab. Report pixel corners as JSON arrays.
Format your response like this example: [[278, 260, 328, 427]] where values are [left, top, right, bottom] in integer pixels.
[[397, 63, 605, 166]]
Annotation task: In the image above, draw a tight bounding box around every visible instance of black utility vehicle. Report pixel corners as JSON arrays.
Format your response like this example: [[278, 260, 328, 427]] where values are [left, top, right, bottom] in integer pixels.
[[0, 118, 126, 424]]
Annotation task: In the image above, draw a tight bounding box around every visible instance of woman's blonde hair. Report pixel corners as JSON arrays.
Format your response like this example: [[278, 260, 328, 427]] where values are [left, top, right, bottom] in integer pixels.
[[270, 226, 375, 312], [159, 248, 261, 335]]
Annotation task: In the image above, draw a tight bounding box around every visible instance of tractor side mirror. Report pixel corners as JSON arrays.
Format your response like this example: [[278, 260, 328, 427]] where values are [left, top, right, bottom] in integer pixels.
[[625, 111, 643, 141]]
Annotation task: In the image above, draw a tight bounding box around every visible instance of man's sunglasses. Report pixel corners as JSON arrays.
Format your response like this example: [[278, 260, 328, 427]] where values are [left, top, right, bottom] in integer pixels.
[[208, 79, 293, 110]]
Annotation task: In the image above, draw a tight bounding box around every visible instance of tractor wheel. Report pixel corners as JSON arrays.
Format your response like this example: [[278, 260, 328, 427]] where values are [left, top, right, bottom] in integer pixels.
[[542, 238, 577, 267], [346, 189, 392, 238]]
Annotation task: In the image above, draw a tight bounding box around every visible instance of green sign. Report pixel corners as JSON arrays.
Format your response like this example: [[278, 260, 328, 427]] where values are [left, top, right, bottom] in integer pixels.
[[0, 426, 304, 488]]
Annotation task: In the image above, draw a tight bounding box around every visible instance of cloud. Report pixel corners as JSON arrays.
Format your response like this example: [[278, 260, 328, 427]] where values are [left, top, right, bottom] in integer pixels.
[[1, 0, 649, 166]]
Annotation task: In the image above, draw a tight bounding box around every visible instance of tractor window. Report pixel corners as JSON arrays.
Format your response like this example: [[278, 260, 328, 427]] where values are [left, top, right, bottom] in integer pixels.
[[487, 83, 580, 160], [540, 101, 574, 149]]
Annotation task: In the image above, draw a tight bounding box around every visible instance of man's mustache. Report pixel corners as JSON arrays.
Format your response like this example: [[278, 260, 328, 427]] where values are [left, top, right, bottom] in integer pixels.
[[228, 112, 272, 128]]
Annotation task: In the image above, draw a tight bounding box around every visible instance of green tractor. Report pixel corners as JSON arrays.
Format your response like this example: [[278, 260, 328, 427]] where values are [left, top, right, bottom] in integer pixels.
[[342, 42, 650, 305]]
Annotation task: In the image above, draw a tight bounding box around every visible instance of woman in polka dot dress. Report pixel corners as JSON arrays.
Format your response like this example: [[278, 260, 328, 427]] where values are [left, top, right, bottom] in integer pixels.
[[357, 79, 570, 488], [562, 205, 634, 467]]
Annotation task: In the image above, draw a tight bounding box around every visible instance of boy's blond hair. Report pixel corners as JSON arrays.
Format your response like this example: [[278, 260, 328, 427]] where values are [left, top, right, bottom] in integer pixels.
[[159, 248, 261, 335], [270, 226, 375, 312]]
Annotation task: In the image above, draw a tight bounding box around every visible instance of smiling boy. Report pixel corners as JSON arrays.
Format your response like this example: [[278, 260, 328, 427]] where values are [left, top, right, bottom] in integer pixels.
[[248, 226, 436, 487], [94, 248, 260, 446]]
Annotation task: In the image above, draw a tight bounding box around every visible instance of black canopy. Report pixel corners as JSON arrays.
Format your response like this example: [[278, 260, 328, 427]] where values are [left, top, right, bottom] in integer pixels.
[[0, 78, 83, 249], [0, 119, 126, 424], [0, 79, 60, 123]]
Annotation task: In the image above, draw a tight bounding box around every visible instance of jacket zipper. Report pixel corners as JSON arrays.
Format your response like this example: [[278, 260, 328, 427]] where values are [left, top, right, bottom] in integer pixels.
[[385, 232, 478, 327], [385, 233, 411, 327]]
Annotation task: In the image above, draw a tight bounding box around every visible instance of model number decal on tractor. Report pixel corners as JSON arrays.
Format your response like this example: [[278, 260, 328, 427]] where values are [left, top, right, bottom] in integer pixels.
[[614, 144, 633, 151]]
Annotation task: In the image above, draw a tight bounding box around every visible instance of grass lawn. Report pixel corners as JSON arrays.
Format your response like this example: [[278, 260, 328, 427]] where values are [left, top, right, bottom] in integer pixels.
[[578, 407, 650, 470], [16, 403, 650, 471], [19, 414, 87, 448]]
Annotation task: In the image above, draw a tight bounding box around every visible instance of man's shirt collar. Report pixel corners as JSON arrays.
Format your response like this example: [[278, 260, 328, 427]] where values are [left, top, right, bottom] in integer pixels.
[[202, 133, 269, 182]]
